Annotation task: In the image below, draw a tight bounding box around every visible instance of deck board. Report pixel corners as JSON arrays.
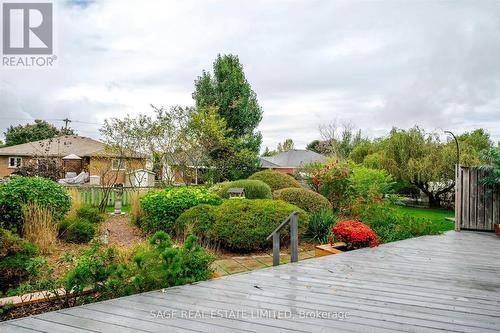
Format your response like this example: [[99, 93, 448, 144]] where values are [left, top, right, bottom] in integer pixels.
[[2, 231, 500, 332]]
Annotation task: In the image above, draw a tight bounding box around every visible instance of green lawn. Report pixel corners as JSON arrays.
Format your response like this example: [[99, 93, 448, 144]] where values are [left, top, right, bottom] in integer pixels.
[[393, 205, 455, 232]]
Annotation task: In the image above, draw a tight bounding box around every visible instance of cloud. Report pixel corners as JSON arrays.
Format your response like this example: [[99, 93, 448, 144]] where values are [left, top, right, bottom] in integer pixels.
[[1, 0, 499, 149]]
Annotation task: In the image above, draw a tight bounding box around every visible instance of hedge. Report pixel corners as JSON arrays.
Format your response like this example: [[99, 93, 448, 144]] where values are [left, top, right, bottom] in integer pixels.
[[210, 179, 272, 199], [0, 228, 37, 293], [0, 177, 71, 233], [249, 170, 301, 191], [175, 199, 309, 252], [273, 187, 331, 213], [174, 204, 216, 244], [139, 186, 222, 234]]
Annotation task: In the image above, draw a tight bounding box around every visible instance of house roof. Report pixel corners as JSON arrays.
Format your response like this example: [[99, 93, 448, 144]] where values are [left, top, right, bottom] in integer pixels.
[[260, 149, 327, 168], [0, 136, 142, 158]]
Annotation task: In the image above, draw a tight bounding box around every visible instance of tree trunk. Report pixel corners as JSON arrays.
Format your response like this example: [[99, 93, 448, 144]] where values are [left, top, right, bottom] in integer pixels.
[[413, 181, 444, 208], [427, 193, 442, 208]]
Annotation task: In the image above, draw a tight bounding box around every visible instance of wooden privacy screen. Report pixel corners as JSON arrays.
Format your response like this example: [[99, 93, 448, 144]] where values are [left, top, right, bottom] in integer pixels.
[[456, 166, 500, 231]]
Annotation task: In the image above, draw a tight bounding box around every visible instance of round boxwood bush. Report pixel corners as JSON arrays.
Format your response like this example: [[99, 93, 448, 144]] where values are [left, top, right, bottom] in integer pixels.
[[0, 176, 71, 233], [273, 187, 331, 214], [174, 204, 216, 243], [249, 170, 302, 192], [210, 179, 272, 199], [139, 186, 222, 234], [175, 199, 309, 252], [58, 219, 96, 243]]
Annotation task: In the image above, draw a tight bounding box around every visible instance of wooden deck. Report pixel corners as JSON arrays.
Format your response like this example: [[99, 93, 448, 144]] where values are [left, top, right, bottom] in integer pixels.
[[2, 231, 500, 332]]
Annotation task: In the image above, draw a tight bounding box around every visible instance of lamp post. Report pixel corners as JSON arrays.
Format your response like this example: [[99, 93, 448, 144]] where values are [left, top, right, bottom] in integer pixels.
[[444, 131, 460, 231]]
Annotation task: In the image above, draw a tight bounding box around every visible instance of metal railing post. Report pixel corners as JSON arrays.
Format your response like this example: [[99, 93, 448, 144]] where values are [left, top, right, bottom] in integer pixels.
[[267, 211, 300, 267], [272, 232, 280, 266], [290, 214, 298, 263]]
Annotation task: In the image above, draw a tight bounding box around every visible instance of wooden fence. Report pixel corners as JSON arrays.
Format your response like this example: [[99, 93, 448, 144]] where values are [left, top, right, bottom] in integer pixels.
[[456, 166, 500, 231], [66, 186, 156, 207]]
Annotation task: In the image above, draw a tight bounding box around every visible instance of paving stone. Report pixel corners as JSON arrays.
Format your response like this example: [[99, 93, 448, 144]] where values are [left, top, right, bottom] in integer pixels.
[[214, 249, 317, 275], [298, 250, 315, 260], [233, 257, 267, 270], [210, 263, 229, 276], [214, 259, 248, 274], [253, 255, 274, 267]]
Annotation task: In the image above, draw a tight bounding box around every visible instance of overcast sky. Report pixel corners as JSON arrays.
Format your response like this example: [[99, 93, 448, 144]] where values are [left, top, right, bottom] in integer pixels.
[[1, 0, 499, 150]]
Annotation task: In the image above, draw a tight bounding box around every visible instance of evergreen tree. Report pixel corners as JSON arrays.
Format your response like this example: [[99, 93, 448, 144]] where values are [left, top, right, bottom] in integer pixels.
[[193, 54, 263, 153]]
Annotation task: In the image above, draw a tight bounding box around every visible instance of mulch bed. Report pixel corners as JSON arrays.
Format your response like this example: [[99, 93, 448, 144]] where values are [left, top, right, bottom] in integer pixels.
[[100, 214, 147, 247], [1, 301, 64, 321]]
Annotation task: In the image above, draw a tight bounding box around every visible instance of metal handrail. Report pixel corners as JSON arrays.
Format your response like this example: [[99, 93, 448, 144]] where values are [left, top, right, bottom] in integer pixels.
[[266, 211, 299, 266]]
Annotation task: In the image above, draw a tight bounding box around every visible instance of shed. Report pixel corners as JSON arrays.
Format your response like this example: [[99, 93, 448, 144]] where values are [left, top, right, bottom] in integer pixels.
[[126, 169, 155, 187]]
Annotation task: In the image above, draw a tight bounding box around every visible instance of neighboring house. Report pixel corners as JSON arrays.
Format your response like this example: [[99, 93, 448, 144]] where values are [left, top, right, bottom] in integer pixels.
[[260, 149, 328, 174], [166, 160, 207, 185], [0, 136, 149, 186]]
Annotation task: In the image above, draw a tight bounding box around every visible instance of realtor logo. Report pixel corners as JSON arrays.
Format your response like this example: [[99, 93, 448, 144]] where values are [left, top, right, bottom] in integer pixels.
[[2, 2, 56, 67], [2, 2, 53, 54]]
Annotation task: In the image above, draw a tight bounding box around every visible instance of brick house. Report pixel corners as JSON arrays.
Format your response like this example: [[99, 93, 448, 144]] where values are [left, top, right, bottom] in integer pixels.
[[259, 149, 327, 174], [0, 136, 149, 185]]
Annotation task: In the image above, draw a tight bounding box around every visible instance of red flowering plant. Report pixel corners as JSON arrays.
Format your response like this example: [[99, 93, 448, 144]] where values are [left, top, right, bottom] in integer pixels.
[[306, 159, 353, 213], [330, 220, 379, 250]]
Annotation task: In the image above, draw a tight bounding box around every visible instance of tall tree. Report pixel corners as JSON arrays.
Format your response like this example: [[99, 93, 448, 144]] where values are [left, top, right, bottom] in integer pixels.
[[319, 121, 363, 159], [193, 54, 263, 153], [100, 106, 199, 185], [278, 138, 295, 152], [365, 126, 485, 207], [262, 146, 275, 157], [187, 107, 260, 182], [306, 140, 321, 154], [306, 122, 364, 158], [457, 129, 492, 153], [264, 139, 295, 157], [4, 120, 76, 146]]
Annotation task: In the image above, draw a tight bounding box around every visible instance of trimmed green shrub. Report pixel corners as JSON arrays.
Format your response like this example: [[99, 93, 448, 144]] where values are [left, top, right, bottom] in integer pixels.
[[139, 186, 222, 234], [59, 219, 96, 243], [249, 170, 301, 191], [0, 176, 71, 233], [213, 199, 308, 251], [273, 187, 331, 213], [0, 228, 37, 293], [211, 179, 272, 199], [304, 210, 337, 244], [176, 199, 309, 252], [174, 204, 216, 243], [76, 207, 104, 224]]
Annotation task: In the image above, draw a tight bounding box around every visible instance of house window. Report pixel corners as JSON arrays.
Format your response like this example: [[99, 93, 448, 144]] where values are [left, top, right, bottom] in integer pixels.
[[8, 157, 22, 168], [112, 159, 126, 170]]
